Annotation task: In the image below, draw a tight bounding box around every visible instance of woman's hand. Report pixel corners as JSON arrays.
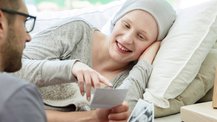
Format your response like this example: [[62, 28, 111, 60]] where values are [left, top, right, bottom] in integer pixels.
[[72, 61, 112, 100], [95, 102, 129, 122], [139, 41, 161, 64]]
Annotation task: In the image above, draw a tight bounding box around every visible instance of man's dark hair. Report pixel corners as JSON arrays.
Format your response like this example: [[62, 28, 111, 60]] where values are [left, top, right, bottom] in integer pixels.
[[0, 0, 20, 24]]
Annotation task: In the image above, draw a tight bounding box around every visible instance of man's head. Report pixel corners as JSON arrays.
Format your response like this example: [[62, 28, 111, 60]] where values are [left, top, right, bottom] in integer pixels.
[[0, 0, 35, 72]]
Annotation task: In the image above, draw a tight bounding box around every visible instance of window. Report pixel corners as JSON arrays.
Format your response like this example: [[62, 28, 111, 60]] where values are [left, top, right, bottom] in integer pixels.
[[25, 0, 208, 13], [25, 0, 120, 12]]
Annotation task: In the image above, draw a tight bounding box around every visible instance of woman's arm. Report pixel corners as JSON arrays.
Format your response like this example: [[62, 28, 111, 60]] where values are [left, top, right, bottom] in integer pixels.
[[15, 59, 78, 87], [14, 21, 84, 87], [14, 20, 102, 87], [139, 41, 161, 64], [118, 60, 153, 111], [14, 20, 112, 97]]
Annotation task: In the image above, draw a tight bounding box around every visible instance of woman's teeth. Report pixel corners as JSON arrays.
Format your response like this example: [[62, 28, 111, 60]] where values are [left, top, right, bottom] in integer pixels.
[[117, 42, 131, 52]]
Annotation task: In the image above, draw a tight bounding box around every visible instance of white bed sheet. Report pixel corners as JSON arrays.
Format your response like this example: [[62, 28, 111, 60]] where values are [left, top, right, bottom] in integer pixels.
[[155, 114, 181, 122]]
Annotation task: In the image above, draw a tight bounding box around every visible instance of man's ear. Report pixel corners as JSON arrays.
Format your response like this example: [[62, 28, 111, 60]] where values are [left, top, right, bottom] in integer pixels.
[[0, 10, 6, 38], [0, 11, 4, 32]]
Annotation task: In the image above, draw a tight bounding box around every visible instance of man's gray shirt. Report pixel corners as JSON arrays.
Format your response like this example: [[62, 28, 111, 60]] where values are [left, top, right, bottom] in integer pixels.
[[0, 73, 46, 122]]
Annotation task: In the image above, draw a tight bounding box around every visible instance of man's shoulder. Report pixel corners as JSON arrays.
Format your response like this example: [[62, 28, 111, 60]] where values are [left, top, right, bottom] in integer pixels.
[[0, 73, 35, 104], [0, 73, 46, 122], [0, 73, 29, 90]]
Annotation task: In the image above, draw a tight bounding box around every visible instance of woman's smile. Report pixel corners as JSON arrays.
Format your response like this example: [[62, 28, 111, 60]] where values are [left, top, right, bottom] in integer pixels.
[[115, 41, 132, 54]]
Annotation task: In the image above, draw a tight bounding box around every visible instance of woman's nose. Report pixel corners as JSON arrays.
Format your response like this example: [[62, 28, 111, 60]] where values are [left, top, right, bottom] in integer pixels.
[[122, 30, 134, 44]]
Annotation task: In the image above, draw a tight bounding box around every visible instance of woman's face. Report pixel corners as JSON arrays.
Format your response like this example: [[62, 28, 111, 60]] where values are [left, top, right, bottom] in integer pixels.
[[108, 10, 158, 64]]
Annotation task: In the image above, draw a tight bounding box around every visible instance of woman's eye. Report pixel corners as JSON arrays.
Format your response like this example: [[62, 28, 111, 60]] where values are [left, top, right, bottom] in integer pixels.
[[122, 22, 130, 29], [138, 34, 145, 40], [125, 24, 130, 28]]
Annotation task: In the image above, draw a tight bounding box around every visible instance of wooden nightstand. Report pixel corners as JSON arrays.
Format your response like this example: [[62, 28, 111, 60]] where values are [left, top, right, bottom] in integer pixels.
[[181, 102, 217, 122], [212, 67, 217, 108]]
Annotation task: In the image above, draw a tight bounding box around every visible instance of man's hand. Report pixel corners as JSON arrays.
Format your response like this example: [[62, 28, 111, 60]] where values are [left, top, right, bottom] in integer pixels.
[[139, 41, 161, 64], [46, 102, 129, 122], [95, 102, 129, 122], [72, 61, 112, 100]]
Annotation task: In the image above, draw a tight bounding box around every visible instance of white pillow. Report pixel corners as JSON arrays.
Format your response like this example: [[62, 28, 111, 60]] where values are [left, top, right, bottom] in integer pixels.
[[143, 0, 217, 108]]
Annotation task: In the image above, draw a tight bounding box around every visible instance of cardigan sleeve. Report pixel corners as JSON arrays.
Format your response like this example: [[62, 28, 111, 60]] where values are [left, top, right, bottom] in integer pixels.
[[14, 20, 92, 87], [117, 60, 153, 111]]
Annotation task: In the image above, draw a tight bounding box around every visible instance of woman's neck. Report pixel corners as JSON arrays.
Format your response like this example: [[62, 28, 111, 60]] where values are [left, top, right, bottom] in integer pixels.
[[92, 31, 128, 75]]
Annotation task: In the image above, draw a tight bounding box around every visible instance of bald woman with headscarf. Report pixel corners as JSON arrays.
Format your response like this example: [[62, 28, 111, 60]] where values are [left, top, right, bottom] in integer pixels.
[[14, 0, 176, 121]]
